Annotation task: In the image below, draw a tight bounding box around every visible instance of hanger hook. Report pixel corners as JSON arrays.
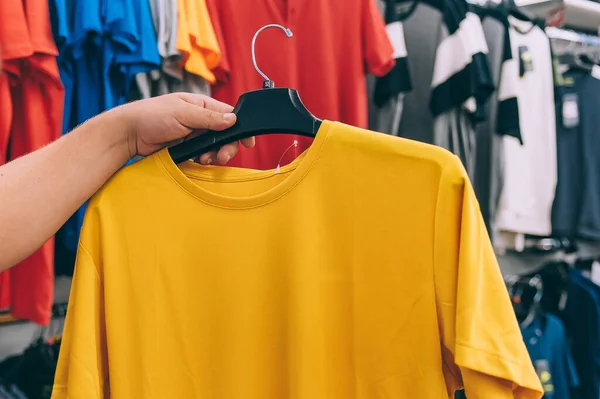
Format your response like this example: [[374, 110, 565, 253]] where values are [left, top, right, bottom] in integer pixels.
[[251, 24, 293, 89]]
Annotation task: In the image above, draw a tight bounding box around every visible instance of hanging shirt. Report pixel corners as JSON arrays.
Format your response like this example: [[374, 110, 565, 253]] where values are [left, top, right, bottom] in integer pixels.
[[49, 0, 72, 134], [134, 0, 213, 99], [50, 0, 160, 277], [0, 0, 64, 325], [0, 0, 32, 318], [206, 0, 395, 170], [176, 0, 220, 84], [552, 81, 583, 240], [563, 269, 600, 399], [495, 18, 557, 243], [552, 68, 600, 241], [104, 0, 161, 109], [521, 314, 579, 399], [370, 0, 493, 180], [0, 0, 33, 164], [472, 6, 521, 231], [51, 0, 104, 277], [135, 0, 179, 98], [52, 121, 542, 399]]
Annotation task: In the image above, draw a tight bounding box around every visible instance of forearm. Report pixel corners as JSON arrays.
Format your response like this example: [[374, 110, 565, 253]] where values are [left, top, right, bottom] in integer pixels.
[[0, 108, 133, 271]]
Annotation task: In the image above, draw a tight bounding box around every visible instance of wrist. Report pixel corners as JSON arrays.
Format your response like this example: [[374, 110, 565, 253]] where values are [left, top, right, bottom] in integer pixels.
[[92, 107, 137, 161]]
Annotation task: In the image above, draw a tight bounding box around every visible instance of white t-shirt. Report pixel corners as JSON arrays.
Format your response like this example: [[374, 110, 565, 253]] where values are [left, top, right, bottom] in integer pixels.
[[495, 17, 557, 242]]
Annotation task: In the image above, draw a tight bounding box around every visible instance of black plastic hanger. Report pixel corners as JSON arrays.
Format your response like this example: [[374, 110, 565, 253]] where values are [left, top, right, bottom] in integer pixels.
[[169, 24, 322, 164], [505, 274, 543, 326]]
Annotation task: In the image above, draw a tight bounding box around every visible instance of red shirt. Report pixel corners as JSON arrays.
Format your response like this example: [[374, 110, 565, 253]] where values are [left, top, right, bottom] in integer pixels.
[[206, 0, 394, 169], [0, 0, 64, 325]]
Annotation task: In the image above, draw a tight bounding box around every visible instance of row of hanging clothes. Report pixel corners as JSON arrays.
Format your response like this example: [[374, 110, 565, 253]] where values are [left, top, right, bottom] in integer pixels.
[[368, 0, 600, 261], [369, 0, 558, 242], [501, 254, 600, 399], [490, 21, 600, 393], [367, 2, 600, 398], [455, 239, 600, 399], [506, 272, 579, 399]]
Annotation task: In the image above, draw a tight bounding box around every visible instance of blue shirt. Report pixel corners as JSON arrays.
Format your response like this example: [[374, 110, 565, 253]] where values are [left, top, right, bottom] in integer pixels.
[[521, 314, 579, 399], [49, 0, 73, 133], [104, 0, 160, 109], [50, 0, 160, 274], [563, 269, 600, 399]]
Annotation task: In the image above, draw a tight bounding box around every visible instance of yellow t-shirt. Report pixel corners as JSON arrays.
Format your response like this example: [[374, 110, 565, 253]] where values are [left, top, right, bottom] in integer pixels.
[[176, 0, 220, 83], [51, 121, 543, 399]]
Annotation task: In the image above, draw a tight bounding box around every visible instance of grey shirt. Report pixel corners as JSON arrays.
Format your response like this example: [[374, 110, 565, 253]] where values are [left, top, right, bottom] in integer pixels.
[[135, 0, 211, 99]]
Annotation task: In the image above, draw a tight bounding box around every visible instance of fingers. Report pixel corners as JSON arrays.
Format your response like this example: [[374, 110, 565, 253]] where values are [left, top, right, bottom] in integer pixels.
[[178, 93, 234, 114], [241, 137, 255, 148], [179, 101, 237, 132], [198, 151, 217, 165], [173, 93, 254, 165], [217, 141, 239, 165]]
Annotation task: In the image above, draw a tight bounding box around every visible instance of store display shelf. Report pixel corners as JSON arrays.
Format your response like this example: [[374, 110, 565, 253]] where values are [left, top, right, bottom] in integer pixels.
[[517, 0, 600, 32]]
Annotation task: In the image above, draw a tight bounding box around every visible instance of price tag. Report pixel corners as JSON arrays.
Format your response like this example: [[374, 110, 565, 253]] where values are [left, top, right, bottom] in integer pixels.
[[592, 65, 600, 81], [591, 261, 600, 286], [558, 291, 568, 311], [515, 233, 525, 252], [519, 46, 534, 77], [534, 360, 555, 395], [562, 93, 579, 129]]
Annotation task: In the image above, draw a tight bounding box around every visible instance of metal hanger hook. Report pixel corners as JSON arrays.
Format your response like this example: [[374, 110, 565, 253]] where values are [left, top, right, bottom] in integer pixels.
[[251, 24, 293, 88]]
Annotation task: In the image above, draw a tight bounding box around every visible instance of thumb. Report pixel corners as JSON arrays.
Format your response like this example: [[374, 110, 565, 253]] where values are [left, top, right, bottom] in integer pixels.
[[179, 102, 237, 132]]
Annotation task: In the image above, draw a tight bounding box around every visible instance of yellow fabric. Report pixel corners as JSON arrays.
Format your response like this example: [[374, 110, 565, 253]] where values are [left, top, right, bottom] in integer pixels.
[[176, 0, 220, 83], [51, 121, 543, 399]]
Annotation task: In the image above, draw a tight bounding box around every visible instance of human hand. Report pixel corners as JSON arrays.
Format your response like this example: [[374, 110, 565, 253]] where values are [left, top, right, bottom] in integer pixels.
[[121, 93, 255, 165]]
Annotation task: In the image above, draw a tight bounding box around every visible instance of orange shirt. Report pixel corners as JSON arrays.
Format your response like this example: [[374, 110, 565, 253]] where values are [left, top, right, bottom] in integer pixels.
[[206, 0, 395, 169], [176, 0, 221, 84], [0, 0, 64, 325]]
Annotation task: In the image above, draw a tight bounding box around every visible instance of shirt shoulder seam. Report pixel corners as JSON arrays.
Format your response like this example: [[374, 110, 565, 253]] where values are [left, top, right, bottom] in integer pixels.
[[77, 241, 102, 282]]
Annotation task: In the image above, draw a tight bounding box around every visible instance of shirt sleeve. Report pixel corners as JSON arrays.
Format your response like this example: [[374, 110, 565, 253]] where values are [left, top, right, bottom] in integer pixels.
[[430, 1, 493, 118], [176, 0, 191, 61], [373, 0, 413, 107], [361, 0, 395, 77], [177, 0, 220, 84], [433, 156, 544, 399], [496, 21, 522, 143], [0, 0, 34, 60], [191, 0, 220, 70], [51, 243, 108, 399], [49, 0, 70, 54], [114, 0, 161, 75], [103, 0, 138, 53], [204, 0, 230, 84]]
